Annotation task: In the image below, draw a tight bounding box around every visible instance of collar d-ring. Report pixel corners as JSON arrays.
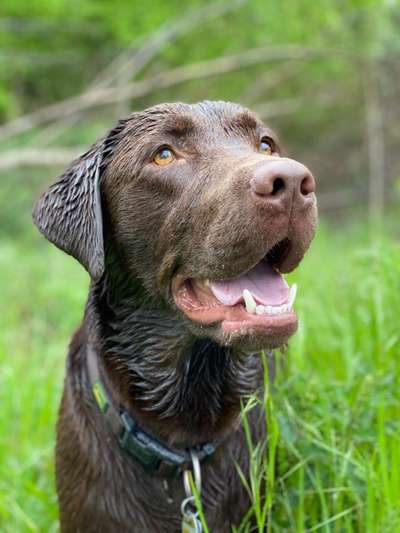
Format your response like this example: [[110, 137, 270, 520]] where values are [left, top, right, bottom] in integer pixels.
[[183, 450, 201, 498]]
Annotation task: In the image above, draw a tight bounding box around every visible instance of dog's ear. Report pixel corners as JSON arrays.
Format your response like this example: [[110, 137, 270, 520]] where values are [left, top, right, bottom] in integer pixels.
[[32, 141, 105, 280]]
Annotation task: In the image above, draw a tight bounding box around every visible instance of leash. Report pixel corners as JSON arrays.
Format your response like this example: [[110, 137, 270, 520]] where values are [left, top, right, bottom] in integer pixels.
[[87, 346, 215, 530]]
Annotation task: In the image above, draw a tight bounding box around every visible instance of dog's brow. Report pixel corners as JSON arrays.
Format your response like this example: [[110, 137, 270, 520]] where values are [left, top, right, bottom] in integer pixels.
[[161, 115, 195, 138], [230, 112, 259, 133]]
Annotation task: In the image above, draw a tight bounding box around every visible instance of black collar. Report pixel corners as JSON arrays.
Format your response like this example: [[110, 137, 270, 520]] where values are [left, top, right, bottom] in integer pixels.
[[86, 346, 217, 477]]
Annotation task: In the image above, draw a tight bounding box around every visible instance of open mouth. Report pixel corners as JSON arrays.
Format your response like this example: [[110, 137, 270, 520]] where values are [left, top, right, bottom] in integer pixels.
[[172, 239, 299, 341]]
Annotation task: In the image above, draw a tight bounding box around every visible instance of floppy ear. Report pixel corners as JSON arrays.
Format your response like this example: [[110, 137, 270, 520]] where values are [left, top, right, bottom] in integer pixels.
[[32, 141, 105, 280]]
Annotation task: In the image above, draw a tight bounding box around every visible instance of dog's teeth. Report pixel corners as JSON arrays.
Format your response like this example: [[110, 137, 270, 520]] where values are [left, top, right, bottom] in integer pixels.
[[249, 300, 294, 316], [243, 289, 257, 314], [197, 279, 210, 292], [288, 283, 298, 309]]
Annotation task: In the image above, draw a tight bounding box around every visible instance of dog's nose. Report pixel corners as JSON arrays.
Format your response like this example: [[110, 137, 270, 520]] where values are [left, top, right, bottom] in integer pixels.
[[250, 159, 315, 208]]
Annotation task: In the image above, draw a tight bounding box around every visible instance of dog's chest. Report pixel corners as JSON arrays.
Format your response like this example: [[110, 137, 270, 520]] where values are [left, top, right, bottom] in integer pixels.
[[56, 391, 258, 533]]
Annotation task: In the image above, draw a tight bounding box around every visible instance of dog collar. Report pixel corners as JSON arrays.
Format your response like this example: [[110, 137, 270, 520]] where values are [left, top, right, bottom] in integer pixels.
[[86, 346, 217, 477]]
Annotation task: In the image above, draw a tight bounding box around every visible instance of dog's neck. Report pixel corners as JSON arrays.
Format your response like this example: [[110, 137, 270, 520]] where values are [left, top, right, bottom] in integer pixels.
[[86, 271, 262, 447]]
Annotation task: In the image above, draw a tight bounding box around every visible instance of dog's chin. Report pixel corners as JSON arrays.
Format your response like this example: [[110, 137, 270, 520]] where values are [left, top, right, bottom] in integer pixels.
[[186, 315, 298, 352], [219, 312, 298, 351]]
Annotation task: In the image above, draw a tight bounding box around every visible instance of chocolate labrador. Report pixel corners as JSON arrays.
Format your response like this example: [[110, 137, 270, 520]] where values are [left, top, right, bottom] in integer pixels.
[[33, 101, 317, 532]]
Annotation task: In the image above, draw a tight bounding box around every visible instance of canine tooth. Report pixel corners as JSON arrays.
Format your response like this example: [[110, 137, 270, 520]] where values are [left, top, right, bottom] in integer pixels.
[[255, 305, 265, 315], [288, 283, 298, 309], [197, 279, 210, 292], [243, 289, 257, 314]]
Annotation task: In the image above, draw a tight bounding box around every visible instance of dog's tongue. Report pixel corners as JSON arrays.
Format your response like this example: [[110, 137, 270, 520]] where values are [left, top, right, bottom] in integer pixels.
[[209, 261, 289, 306]]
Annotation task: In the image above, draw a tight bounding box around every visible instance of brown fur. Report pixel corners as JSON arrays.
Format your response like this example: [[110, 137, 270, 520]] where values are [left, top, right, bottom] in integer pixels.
[[33, 101, 317, 532]]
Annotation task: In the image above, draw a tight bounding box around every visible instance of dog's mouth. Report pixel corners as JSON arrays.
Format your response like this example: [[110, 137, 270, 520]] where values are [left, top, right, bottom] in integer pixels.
[[172, 238, 299, 344]]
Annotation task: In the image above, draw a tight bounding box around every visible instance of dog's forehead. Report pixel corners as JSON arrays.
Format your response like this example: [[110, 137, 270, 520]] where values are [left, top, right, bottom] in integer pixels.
[[122, 101, 268, 141]]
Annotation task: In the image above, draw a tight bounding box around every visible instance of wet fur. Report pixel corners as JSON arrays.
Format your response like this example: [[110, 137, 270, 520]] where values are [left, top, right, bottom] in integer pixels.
[[33, 101, 317, 532]]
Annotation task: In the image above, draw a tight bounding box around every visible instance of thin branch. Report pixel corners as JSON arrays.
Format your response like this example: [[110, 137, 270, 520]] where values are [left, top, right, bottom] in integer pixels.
[[13, 0, 248, 147], [83, 45, 323, 105], [0, 45, 324, 141], [92, 0, 248, 89], [0, 147, 85, 170], [243, 61, 305, 103]]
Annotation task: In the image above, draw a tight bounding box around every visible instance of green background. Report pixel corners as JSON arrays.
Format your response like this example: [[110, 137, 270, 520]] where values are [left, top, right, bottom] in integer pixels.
[[0, 0, 399, 530]]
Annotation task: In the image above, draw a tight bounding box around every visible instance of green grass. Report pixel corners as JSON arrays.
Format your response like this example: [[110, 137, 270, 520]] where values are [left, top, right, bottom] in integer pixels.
[[0, 219, 399, 532]]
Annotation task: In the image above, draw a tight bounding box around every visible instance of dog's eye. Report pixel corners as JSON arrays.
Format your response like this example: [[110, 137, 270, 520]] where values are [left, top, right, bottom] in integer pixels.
[[154, 148, 175, 166], [259, 138, 274, 155]]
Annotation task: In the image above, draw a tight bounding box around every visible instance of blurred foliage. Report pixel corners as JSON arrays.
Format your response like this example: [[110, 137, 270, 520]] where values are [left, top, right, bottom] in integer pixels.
[[0, 2, 399, 530], [0, 0, 399, 118], [1, 0, 399, 216]]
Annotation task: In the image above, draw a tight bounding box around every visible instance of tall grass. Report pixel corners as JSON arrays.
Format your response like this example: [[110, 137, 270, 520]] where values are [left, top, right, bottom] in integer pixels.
[[238, 222, 400, 532], [0, 219, 399, 531]]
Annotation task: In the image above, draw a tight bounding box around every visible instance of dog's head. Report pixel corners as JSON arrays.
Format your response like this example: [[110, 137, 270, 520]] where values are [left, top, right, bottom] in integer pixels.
[[33, 101, 317, 352]]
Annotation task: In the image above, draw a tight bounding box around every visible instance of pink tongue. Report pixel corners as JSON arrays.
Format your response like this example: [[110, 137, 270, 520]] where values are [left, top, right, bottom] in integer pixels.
[[209, 261, 289, 306]]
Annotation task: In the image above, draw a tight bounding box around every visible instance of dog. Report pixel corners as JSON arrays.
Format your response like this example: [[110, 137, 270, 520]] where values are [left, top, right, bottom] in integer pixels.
[[33, 101, 317, 532]]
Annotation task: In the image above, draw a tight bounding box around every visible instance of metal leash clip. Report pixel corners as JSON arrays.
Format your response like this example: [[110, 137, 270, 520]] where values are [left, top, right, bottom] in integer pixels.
[[181, 451, 203, 533]]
